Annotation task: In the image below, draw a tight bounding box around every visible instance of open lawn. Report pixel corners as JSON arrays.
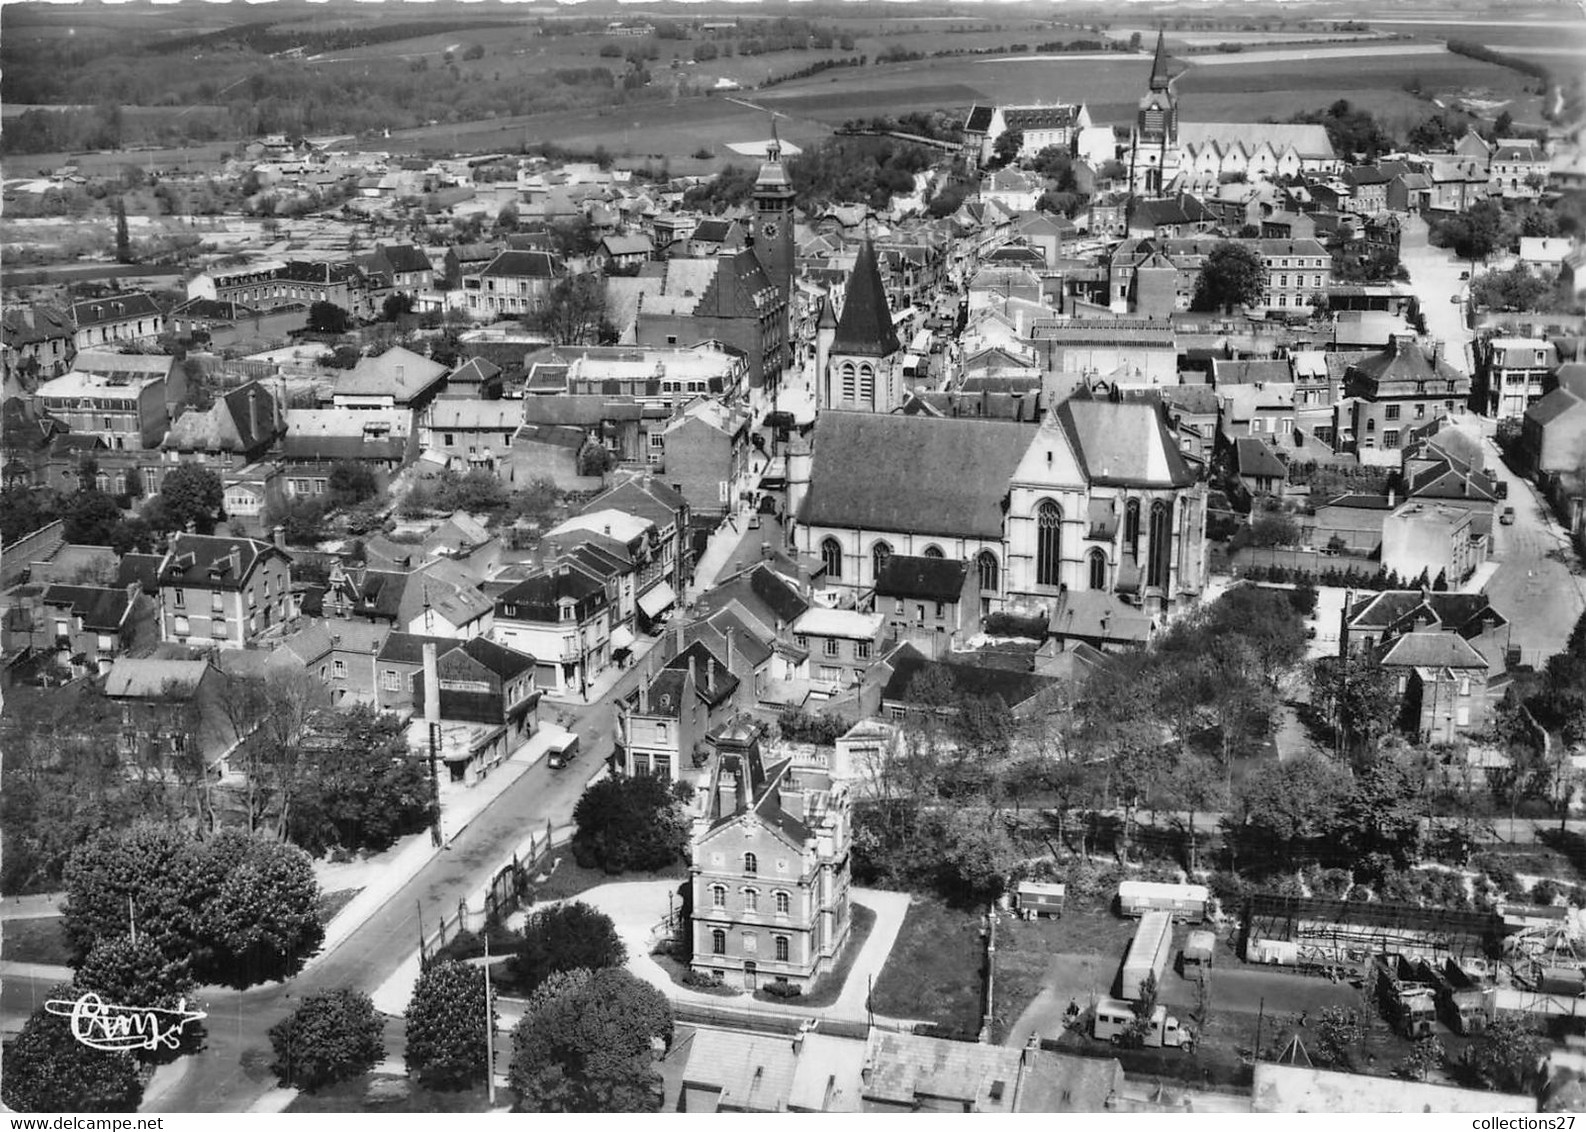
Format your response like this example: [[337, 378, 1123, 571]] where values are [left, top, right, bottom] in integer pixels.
[[285, 1075, 495, 1114], [315, 887, 362, 926], [524, 855, 687, 905], [0, 917, 71, 966], [869, 896, 985, 1037]]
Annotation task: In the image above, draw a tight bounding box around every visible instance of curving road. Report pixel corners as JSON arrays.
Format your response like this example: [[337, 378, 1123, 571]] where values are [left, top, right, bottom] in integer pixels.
[[1, 663, 642, 1114]]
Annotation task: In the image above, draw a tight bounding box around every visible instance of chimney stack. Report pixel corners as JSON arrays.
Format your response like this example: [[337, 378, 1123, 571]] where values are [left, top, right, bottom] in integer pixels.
[[673, 621, 685, 658], [1387, 486, 1397, 507], [725, 627, 735, 677], [638, 673, 650, 714], [690, 654, 699, 691], [707, 657, 717, 691], [273, 525, 286, 550]]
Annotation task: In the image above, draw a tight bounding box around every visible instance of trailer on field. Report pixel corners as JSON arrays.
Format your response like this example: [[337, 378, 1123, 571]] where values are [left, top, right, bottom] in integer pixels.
[[1015, 881, 1066, 920], [1117, 881, 1209, 922]]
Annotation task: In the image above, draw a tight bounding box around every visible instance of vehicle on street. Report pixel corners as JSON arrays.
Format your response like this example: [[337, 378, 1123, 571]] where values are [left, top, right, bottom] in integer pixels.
[[1117, 880, 1208, 920], [1500, 506, 1516, 525], [1093, 998, 1195, 1051], [1495, 481, 1508, 500], [1459, 270, 1470, 280], [546, 732, 580, 769]]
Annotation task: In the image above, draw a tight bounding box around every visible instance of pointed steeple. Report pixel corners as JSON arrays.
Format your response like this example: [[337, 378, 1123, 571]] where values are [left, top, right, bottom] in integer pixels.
[[817, 292, 837, 329], [755, 115, 790, 190], [831, 239, 900, 358], [1148, 30, 1172, 91]]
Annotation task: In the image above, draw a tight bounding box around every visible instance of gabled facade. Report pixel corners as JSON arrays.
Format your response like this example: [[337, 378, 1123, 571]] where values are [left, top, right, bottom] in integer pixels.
[[689, 732, 851, 992], [491, 560, 612, 696], [70, 292, 165, 351], [156, 534, 293, 650]]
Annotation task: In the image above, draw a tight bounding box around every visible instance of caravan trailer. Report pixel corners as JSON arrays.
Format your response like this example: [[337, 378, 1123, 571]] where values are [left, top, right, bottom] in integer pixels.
[[1117, 881, 1209, 922]]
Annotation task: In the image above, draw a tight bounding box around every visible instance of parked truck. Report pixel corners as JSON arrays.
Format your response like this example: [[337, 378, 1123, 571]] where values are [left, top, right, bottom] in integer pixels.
[[1374, 954, 1437, 1039], [1120, 911, 1174, 1002], [1426, 957, 1495, 1035], [1093, 998, 1195, 1051], [1117, 881, 1209, 921]]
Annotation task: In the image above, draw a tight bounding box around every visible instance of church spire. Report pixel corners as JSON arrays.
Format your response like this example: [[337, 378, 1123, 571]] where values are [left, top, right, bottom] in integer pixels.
[[1149, 29, 1172, 91]]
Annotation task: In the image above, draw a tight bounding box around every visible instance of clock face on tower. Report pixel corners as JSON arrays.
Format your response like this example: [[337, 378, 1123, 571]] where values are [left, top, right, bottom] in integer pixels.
[[762, 220, 780, 240]]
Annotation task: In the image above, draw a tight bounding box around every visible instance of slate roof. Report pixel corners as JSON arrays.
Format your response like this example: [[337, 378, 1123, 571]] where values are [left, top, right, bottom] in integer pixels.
[[40, 584, 134, 632], [862, 1029, 1022, 1113], [1056, 399, 1194, 488], [480, 249, 562, 279], [798, 411, 1035, 539], [159, 534, 286, 591], [71, 292, 163, 328], [458, 635, 537, 680], [697, 563, 809, 629], [378, 243, 432, 274], [116, 553, 163, 594], [1378, 631, 1490, 670], [831, 239, 900, 358], [1347, 337, 1465, 396], [103, 657, 211, 699], [964, 105, 996, 133], [336, 347, 449, 401], [449, 357, 502, 385], [1212, 358, 1293, 386], [1002, 105, 1081, 131], [1235, 437, 1288, 480], [280, 435, 406, 462], [874, 554, 970, 601], [1526, 387, 1585, 428], [881, 644, 1056, 710], [376, 631, 458, 666], [1346, 590, 1505, 635]]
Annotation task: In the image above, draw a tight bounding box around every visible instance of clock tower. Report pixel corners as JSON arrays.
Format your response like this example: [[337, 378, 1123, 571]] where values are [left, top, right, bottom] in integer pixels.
[[752, 121, 796, 308]]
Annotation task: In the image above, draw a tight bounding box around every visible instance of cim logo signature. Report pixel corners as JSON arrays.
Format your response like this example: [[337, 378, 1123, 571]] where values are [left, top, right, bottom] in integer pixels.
[[44, 992, 207, 1053]]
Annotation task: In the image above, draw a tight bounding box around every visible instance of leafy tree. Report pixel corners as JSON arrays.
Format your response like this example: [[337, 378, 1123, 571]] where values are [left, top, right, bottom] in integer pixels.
[[269, 988, 384, 1092], [74, 933, 200, 1061], [990, 128, 1024, 167], [1335, 755, 1423, 876], [64, 489, 124, 545], [150, 463, 224, 535], [0, 988, 145, 1113], [1225, 755, 1347, 870], [571, 774, 690, 873], [404, 960, 493, 1091], [1288, 100, 1394, 162], [1191, 242, 1266, 313], [108, 516, 155, 556], [326, 461, 378, 507], [114, 196, 132, 264], [0, 484, 64, 545], [62, 825, 323, 989], [1313, 1005, 1365, 1069], [381, 293, 414, 322], [1432, 199, 1507, 262], [1247, 509, 1299, 548], [269, 497, 327, 546], [922, 807, 1018, 906], [508, 968, 670, 1113], [308, 300, 351, 334], [496, 201, 520, 232], [525, 274, 615, 346], [509, 901, 627, 995], [1397, 1036, 1446, 1082], [1471, 264, 1550, 312], [1465, 1016, 1547, 1092]]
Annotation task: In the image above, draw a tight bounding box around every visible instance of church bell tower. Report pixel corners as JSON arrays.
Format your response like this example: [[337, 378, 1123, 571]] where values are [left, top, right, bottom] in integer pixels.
[[752, 120, 796, 307]]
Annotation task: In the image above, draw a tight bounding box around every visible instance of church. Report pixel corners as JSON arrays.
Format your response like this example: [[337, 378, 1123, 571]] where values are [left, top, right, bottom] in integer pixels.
[[788, 396, 1208, 621], [1128, 32, 1340, 196], [813, 238, 905, 414]]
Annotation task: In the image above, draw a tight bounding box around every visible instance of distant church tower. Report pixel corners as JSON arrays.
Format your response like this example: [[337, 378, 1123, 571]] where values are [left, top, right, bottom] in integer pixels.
[[752, 121, 796, 308], [1129, 31, 1179, 197], [822, 238, 903, 413]]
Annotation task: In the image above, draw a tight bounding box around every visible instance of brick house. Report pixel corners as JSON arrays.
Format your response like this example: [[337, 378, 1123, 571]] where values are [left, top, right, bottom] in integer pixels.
[[688, 726, 852, 992], [156, 534, 293, 650]]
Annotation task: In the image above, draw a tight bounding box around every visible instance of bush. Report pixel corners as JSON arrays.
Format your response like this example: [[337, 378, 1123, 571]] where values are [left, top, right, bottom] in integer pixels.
[[404, 961, 492, 1091], [268, 988, 383, 1092], [508, 901, 626, 995], [777, 707, 848, 745], [681, 968, 722, 989], [982, 611, 1048, 639], [762, 980, 802, 999], [1531, 879, 1562, 905]]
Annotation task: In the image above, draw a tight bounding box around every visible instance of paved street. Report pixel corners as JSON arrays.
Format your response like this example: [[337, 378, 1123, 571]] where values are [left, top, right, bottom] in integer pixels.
[[102, 661, 644, 1114], [1397, 214, 1475, 374], [1482, 439, 1586, 665]]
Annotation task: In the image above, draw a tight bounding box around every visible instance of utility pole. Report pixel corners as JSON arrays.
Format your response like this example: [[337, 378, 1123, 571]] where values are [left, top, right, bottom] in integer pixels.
[[423, 641, 444, 847]]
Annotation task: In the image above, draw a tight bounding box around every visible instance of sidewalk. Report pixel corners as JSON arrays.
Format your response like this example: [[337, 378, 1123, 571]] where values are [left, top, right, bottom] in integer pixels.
[[307, 725, 561, 971], [542, 633, 661, 708], [0, 893, 63, 921]]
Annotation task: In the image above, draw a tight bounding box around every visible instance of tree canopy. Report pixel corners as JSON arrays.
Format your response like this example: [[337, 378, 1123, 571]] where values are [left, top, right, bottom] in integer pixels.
[[63, 824, 323, 988], [1192, 242, 1267, 314], [404, 960, 493, 1091], [149, 464, 225, 535], [0, 987, 145, 1113], [508, 901, 627, 996], [524, 274, 616, 346], [508, 967, 671, 1113], [269, 988, 384, 1092], [571, 774, 690, 874]]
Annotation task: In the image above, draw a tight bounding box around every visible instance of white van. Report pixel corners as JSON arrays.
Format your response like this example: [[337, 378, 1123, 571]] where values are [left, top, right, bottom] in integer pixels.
[[546, 733, 580, 770]]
